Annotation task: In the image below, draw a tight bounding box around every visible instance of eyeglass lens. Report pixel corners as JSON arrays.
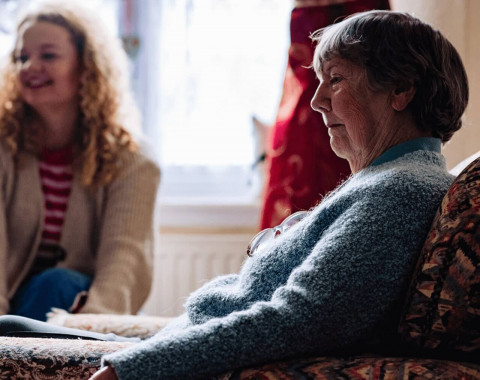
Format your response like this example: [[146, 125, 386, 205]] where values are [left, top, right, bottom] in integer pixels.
[[246, 211, 309, 256]]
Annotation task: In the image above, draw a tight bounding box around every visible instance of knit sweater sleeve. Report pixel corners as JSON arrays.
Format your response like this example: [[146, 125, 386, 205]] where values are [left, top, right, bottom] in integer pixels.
[[80, 147, 161, 314], [103, 168, 449, 379]]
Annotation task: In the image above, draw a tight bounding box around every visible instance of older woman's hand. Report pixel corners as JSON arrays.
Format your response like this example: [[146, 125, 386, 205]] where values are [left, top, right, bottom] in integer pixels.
[[89, 366, 119, 380]]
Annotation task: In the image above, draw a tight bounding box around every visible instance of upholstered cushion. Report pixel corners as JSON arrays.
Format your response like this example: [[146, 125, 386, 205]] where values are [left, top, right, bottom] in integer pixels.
[[0, 337, 133, 380], [398, 157, 480, 356], [219, 355, 480, 379], [47, 308, 170, 339]]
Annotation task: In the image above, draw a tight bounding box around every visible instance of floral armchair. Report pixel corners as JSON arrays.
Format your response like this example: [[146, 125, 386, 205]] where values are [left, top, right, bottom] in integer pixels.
[[1, 155, 480, 379]]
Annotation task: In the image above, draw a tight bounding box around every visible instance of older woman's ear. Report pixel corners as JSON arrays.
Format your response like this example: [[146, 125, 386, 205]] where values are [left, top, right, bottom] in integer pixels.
[[391, 85, 416, 112]]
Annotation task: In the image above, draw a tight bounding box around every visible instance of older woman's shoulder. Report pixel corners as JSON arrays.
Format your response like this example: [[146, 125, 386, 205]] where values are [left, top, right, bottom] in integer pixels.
[[391, 150, 451, 179], [369, 150, 453, 196]]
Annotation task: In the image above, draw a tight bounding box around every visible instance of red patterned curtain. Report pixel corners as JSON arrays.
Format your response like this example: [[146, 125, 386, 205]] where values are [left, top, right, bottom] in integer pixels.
[[260, 0, 390, 229]]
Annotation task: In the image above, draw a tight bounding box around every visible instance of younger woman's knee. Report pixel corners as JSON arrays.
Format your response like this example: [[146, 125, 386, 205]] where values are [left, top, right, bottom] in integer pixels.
[[36, 267, 76, 282], [33, 268, 91, 291]]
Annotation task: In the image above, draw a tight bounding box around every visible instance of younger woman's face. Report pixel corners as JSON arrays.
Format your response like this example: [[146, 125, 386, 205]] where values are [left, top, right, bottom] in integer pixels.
[[14, 20, 81, 113]]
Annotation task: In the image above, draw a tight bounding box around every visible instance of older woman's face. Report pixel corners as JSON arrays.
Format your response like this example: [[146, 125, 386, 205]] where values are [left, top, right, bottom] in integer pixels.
[[311, 57, 394, 172]]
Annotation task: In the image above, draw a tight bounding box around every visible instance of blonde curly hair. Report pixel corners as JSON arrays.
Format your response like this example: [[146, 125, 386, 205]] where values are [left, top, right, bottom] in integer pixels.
[[0, 1, 140, 187]]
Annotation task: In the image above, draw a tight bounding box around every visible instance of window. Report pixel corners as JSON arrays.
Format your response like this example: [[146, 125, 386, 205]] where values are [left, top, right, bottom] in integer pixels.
[[154, 0, 290, 167], [129, 0, 291, 203], [0, 0, 291, 208]]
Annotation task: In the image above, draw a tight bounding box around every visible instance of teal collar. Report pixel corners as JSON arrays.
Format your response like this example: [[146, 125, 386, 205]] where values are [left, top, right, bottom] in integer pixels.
[[370, 137, 442, 167]]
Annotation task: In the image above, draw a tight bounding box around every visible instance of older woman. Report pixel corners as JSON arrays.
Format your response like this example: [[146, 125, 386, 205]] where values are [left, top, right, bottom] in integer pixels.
[[0, 9, 469, 380]]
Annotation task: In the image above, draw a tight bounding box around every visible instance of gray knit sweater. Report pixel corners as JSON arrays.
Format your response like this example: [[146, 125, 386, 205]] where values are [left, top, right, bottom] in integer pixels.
[[104, 141, 453, 379]]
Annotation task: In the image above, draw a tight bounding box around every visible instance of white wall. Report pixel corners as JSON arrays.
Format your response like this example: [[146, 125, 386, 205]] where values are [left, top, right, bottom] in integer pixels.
[[390, 0, 480, 169]]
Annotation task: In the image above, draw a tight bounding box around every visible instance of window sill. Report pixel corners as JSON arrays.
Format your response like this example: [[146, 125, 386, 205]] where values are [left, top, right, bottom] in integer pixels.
[[157, 199, 261, 231]]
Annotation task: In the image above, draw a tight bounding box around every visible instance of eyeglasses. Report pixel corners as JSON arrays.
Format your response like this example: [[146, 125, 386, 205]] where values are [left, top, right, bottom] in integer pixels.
[[246, 210, 309, 256]]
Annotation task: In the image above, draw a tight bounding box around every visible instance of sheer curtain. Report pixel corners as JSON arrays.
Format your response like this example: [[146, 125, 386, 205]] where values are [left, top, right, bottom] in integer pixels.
[[125, 0, 291, 203]]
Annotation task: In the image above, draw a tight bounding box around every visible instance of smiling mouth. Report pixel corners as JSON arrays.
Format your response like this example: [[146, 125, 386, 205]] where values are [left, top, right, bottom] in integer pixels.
[[26, 80, 53, 89], [327, 123, 343, 128]]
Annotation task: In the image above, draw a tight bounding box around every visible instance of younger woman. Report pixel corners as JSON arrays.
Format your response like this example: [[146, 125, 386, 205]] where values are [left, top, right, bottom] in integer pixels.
[[0, 1, 160, 321]]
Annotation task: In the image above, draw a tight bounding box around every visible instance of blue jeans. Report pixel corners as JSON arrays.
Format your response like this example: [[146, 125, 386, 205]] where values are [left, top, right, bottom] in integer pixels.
[[10, 268, 92, 322]]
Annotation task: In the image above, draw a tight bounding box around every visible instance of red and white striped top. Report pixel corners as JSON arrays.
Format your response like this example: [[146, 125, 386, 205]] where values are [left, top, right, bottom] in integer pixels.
[[39, 146, 73, 245]]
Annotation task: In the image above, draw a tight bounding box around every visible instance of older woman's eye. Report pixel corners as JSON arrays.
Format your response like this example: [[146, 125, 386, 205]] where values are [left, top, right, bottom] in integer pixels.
[[330, 76, 342, 85]]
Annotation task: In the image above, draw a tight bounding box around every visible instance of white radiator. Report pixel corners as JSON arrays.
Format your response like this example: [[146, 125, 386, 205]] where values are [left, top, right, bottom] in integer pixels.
[[142, 232, 251, 317]]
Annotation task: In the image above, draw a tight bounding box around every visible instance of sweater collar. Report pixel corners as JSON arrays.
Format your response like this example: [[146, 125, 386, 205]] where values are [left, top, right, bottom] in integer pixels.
[[41, 144, 74, 165], [370, 137, 442, 167]]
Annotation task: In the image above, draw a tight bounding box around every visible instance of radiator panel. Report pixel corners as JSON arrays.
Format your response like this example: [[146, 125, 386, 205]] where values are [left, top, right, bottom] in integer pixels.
[[142, 233, 250, 317]]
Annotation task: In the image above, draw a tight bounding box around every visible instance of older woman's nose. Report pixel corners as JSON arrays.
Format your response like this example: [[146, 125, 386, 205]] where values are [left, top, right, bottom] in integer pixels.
[[310, 84, 330, 113]]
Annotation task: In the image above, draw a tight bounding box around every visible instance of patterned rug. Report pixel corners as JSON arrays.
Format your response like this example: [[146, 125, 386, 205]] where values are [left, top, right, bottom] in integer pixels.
[[0, 337, 133, 380]]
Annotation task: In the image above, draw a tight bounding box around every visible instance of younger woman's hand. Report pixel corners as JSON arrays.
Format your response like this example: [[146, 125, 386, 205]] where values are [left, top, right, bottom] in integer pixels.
[[89, 366, 119, 380]]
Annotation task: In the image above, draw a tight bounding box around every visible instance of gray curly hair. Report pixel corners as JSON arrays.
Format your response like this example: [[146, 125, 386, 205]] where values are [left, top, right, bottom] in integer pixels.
[[311, 10, 469, 143]]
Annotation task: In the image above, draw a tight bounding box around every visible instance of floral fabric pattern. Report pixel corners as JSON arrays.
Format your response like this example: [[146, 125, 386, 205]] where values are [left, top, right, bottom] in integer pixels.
[[221, 355, 480, 379], [0, 337, 132, 380], [398, 157, 480, 355]]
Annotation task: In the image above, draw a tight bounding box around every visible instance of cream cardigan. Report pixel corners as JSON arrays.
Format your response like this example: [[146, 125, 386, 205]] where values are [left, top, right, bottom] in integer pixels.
[[0, 141, 160, 315]]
